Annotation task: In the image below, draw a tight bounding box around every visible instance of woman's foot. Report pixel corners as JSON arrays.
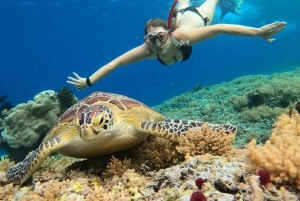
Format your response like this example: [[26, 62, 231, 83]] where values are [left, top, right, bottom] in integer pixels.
[[218, 0, 242, 19]]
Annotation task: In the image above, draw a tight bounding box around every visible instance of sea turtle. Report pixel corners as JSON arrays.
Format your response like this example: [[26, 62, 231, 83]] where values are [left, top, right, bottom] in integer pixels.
[[6, 91, 237, 185]]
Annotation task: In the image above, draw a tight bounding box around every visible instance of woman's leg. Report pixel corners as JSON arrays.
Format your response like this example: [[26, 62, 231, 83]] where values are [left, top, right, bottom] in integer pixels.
[[178, 0, 189, 9], [196, 0, 219, 26]]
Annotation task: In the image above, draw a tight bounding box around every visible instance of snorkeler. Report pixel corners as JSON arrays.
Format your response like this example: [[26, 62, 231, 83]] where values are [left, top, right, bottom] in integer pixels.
[[67, 0, 286, 91]]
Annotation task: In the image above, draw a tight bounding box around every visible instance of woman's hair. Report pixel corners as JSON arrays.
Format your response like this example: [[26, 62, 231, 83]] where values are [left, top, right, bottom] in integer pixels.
[[144, 18, 168, 35]]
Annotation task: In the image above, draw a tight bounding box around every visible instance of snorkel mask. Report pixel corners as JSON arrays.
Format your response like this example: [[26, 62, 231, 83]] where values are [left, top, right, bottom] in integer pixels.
[[144, 0, 178, 47], [167, 0, 179, 31]]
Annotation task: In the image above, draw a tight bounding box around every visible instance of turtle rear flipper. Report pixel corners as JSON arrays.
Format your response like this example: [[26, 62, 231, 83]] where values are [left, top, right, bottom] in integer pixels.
[[141, 119, 236, 142], [6, 136, 63, 185]]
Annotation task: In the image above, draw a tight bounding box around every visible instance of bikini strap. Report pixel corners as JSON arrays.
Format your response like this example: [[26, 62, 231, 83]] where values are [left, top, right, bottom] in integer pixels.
[[179, 6, 209, 26]]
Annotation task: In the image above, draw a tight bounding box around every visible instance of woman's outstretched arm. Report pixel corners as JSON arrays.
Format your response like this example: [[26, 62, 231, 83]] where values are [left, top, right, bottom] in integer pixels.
[[67, 43, 155, 90], [176, 21, 286, 45]]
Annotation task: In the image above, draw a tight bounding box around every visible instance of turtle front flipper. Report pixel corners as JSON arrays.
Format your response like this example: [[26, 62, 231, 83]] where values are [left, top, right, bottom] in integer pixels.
[[6, 136, 63, 185], [141, 119, 236, 142]]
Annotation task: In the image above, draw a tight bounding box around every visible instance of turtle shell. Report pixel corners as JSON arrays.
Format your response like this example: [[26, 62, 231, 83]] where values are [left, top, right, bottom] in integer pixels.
[[59, 91, 154, 124]]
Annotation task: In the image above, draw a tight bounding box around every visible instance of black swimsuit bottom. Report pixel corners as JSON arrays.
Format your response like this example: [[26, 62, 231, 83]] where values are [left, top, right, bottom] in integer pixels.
[[157, 6, 209, 65]]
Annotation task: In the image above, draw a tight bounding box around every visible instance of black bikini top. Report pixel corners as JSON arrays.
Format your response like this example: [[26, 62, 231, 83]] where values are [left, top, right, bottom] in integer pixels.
[[157, 37, 192, 66]]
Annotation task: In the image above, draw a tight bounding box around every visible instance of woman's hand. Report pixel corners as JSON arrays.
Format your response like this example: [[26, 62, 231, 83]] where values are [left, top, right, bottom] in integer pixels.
[[258, 21, 286, 42], [67, 72, 88, 91]]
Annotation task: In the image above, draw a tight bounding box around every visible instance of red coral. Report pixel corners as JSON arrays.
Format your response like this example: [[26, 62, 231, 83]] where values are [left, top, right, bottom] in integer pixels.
[[257, 170, 270, 186], [190, 191, 207, 201], [195, 178, 205, 190]]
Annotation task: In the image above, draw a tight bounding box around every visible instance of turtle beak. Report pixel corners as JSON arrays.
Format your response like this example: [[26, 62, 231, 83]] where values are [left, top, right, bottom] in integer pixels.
[[79, 124, 101, 141]]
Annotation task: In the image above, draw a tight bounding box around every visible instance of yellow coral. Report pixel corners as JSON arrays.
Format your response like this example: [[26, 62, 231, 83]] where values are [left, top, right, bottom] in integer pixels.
[[92, 181, 99, 189], [246, 109, 300, 189], [176, 123, 235, 156], [71, 182, 84, 192], [60, 193, 67, 201]]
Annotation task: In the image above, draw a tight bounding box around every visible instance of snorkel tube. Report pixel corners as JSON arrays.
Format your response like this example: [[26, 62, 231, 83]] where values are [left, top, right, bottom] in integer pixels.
[[167, 0, 179, 31]]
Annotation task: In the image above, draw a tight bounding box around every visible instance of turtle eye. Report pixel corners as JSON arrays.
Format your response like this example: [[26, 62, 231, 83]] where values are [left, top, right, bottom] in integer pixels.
[[99, 116, 104, 125]]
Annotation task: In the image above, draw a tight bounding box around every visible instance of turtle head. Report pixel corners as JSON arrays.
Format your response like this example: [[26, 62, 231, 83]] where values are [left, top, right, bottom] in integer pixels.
[[76, 105, 114, 142]]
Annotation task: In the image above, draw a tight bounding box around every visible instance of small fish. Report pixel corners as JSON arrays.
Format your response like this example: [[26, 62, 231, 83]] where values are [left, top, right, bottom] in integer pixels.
[[0, 95, 7, 103], [0, 154, 9, 161]]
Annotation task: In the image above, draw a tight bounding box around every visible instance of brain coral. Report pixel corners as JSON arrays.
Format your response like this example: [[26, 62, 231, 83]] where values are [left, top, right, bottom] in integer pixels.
[[0, 90, 65, 149], [246, 109, 300, 189]]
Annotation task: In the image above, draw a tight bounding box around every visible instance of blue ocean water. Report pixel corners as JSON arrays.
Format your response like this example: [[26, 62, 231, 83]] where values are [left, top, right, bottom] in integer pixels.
[[0, 0, 299, 110]]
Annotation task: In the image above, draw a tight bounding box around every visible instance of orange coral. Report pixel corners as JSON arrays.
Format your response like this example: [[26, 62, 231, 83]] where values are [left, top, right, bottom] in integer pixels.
[[176, 123, 235, 156], [246, 109, 300, 189], [130, 136, 184, 170], [0, 159, 15, 172], [103, 156, 132, 178]]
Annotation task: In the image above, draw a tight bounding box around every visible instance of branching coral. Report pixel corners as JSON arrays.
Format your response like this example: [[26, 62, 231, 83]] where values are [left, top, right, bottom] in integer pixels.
[[176, 124, 235, 156], [0, 158, 14, 172], [103, 156, 132, 178], [246, 109, 300, 189], [0, 182, 17, 200], [130, 136, 184, 170], [32, 154, 85, 183]]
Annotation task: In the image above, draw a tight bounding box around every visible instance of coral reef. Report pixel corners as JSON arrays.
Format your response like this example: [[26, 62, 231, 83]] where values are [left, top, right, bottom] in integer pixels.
[[193, 84, 203, 92], [33, 90, 56, 101], [2, 68, 300, 200], [2, 150, 297, 200], [1, 93, 63, 149], [246, 108, 300, 189], [0, 122, 299, 200], [0, 90, 70, 161], [0, 102, 13, 119], [154, 67, 300, 146]]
